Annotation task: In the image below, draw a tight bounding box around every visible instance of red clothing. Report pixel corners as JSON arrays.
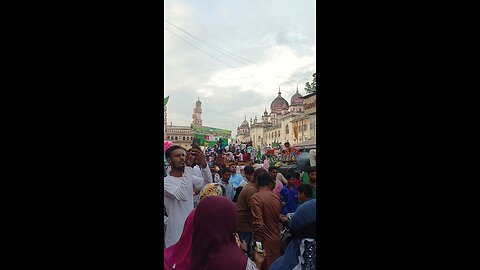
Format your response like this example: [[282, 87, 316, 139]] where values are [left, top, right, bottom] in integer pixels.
[[164, 209, 195, 270], [285, 147, 300, 156], [293, 178, 301, 188], [243, 153, 249, 163], [191, 196, 248, 270]]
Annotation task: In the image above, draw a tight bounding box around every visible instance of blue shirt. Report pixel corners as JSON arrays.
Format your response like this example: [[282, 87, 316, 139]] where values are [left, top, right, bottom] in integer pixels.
[[220, 180, 234, 201], [280, 185, 298, 215], [229, 173, 243, 189]]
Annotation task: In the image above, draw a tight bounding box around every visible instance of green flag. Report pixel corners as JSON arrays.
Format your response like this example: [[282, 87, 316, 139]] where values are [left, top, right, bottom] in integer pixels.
[[164, 96, 169, 106]]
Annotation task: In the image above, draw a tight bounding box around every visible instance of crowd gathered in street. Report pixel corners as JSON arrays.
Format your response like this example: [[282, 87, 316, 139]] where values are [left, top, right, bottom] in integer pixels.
[[164, 140, 317, 270]]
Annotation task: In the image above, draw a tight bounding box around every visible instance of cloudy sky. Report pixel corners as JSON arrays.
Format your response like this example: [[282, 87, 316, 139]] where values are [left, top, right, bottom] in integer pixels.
[[164, 0, 316, 136]]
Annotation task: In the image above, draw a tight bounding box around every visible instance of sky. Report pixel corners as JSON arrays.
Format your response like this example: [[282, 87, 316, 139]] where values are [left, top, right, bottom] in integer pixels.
[[164, 0, 316, 137]]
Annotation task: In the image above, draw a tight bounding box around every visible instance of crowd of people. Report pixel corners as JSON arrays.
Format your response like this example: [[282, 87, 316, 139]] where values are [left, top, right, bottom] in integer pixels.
[[164, 141, 317, 270], [199, 141, 307, 168]]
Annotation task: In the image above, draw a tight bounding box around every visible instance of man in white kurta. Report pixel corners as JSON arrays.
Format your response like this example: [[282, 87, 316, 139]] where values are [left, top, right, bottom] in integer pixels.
[[164, 146, 212, 248]]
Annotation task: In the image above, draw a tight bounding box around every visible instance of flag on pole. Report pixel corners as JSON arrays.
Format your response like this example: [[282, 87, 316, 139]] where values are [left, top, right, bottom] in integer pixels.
[[269, 155, 275, 165], [164, 96, 169, 106]]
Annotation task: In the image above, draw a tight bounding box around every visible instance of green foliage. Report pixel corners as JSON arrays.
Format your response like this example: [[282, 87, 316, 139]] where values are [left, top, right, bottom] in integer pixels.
[[304, 72, 316, 94]]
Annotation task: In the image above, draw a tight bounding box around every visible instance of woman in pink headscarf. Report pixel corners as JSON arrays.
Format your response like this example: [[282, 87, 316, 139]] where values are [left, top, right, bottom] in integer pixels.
[[263, 156, 269, 171], [189, 196, 266, 270], [164, 209, 195, 270], [164, 183, 226, 270]]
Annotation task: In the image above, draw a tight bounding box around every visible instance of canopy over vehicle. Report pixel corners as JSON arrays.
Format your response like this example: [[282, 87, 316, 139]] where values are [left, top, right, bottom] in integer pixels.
[[294, 139, 316, 150]]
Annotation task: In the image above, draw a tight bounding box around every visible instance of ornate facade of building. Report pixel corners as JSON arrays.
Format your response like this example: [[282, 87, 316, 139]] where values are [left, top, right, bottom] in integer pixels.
[[236, 85, 316, 147], [291, 92, 316, 145], [164, 99, 203, 149], [235, 116, 251, 143], [192, 98, 202, 126], [164, 97, 233, 149]]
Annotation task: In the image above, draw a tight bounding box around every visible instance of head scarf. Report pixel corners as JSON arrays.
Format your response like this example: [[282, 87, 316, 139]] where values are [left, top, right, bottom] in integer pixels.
[[164, 185, 226, 270], [164, 209, 195, 270], [189, 196, 247, 270], [198, 183, 225, 200], [164, 140, 173, 153], [263, 158, 270, 171], [273, 179, 284, 197], [270, 199, 316, 270]]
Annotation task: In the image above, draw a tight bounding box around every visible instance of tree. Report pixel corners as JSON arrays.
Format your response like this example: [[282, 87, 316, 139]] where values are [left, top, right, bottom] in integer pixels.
[[304, 72, 316, 94]]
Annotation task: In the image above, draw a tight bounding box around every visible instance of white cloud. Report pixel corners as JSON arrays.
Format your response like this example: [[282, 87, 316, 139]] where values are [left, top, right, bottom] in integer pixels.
[[208, 46, 315, 98], [164, 0, 316, 136], [195, 88, 215, 98]]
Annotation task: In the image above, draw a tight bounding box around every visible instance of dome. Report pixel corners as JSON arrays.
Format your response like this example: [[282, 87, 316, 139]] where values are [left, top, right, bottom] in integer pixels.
[[240, 116, 249, 128], [270, 89, 289, 112], [290, 88, 304, 106]]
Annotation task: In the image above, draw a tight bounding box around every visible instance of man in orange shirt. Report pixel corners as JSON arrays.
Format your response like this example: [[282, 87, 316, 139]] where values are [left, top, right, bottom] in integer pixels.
[[284, 142, 300, 157]]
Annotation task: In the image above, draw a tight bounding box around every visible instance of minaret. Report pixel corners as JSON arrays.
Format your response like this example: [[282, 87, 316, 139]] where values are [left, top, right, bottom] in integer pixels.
[[192, 97, 203, 126], [262, 108, 268, 123], [243, 115, 247, 132]]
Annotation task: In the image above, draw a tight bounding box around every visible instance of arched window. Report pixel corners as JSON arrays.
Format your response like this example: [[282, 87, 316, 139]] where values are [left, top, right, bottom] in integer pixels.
[[285, 125, 289, 134], [183, 136, 185, 140], [175, 136, 178, 140]]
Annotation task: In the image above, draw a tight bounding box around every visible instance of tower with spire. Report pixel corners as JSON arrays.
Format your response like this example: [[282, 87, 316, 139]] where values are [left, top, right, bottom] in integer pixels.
[[270, 86, 289, 116], [262, 108, 269, 123], [236, 114, 251, 143], [192, 97, 203, 126], [289, 84, 304, 113]]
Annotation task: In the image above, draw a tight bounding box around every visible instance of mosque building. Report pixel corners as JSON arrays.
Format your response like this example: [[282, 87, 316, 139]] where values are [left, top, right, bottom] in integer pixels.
[[164, 98, 204, 149], [164, 98, 232, 149], [235, 116, 251, 144], [235, 85, 316, 147]]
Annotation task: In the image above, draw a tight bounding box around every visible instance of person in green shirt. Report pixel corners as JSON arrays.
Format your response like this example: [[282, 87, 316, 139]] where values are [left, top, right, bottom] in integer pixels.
[[301, 167, 316, 199], [300, 170, 310, 185]]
